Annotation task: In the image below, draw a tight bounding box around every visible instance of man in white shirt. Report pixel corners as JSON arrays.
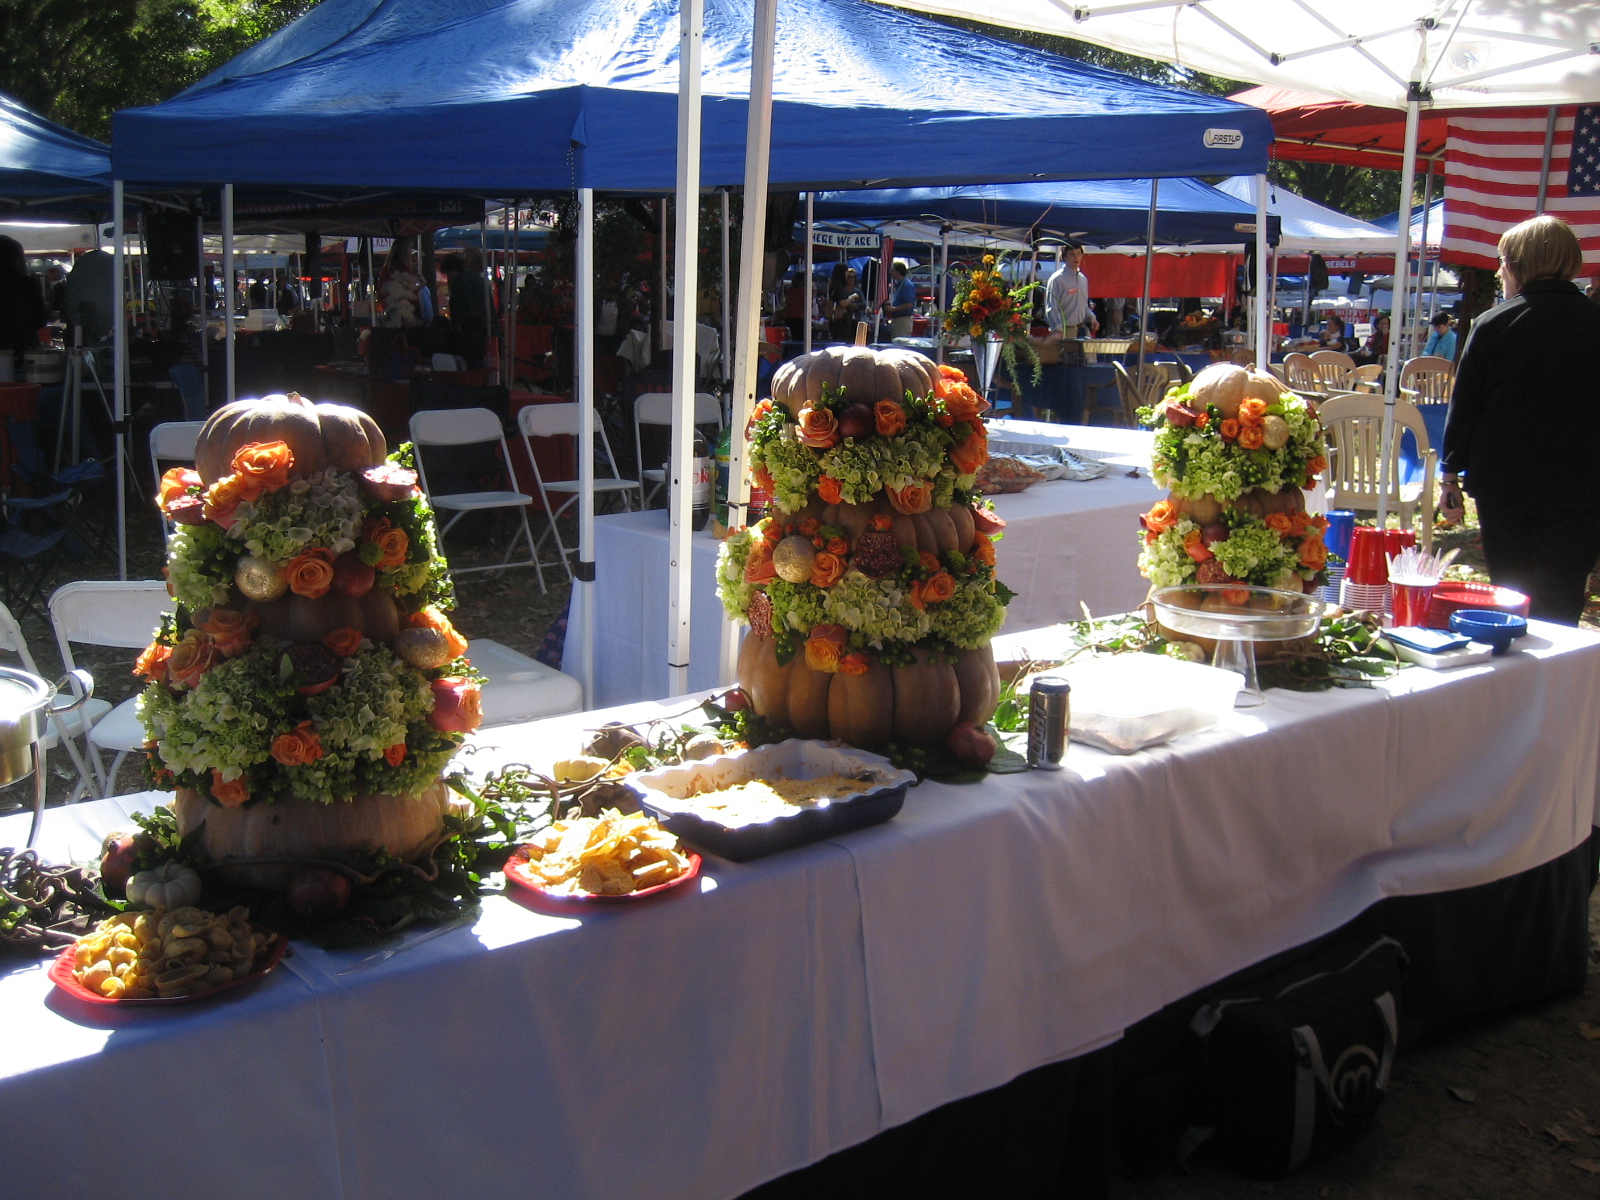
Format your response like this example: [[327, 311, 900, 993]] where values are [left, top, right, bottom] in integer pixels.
[[1045, 244, 1099, 336]]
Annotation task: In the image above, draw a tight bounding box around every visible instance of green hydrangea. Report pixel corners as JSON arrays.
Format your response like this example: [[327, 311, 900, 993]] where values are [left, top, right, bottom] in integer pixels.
[[816, 425, 953, 504], [307, 644, 435, 761], [139, 643, 294, 782], [165, 523, 239, 612], [823, 570, 931, 646], [1211, 521, 1299, 585], [231, 468, 365, 565], [1137, 520, 1201, 589], [754, 425, 821, 513], [927, 580, 1007, 647], [768, 579, 827, 633], [716, 527, 756, 620]]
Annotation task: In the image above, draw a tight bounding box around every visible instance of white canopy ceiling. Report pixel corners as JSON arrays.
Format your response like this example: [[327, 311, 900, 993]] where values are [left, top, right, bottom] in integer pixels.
[[882, 1, 1600, 109], [1214, 176, 1398, 254]]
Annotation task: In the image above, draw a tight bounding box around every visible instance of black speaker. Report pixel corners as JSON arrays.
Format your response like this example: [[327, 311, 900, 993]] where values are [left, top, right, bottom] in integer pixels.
[[144, 208, 199, 282]]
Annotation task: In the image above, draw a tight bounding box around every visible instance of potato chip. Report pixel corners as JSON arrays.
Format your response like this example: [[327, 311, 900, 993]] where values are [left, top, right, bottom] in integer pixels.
[[516, 809, 689, 897]]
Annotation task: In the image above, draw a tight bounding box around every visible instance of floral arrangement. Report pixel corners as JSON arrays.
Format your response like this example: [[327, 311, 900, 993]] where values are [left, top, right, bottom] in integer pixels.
[[1138, 503, 1329, 594], [935, 253, 1041, 390], [138, 440, 477, 809], [1140, 382, 1326, 502], [719, 363, 1012, 673]]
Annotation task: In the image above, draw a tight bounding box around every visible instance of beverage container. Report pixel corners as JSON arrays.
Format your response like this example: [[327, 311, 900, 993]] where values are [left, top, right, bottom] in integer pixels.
[[691, 429, 712, 531], [1027, 676, 1070, 770], [1323, 510, 1356, 563], [1389, 582, 1436, 627], [1347, 527, 1389, 585], [712, 423, 732, 528]]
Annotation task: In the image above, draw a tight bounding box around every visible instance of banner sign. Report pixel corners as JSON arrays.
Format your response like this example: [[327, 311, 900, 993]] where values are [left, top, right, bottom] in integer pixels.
[[812, 231, 881, 249]]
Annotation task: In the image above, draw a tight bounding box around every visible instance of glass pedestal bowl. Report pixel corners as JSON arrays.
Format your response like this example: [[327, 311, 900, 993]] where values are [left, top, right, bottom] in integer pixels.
[[1151, 585, 1326, 707]]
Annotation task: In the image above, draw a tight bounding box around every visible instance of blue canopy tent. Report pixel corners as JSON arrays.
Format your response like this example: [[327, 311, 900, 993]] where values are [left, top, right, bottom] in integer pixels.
[[111, 0, 1271, 191], [0, 92, 111, 218], [811, 178, 1279, 248]]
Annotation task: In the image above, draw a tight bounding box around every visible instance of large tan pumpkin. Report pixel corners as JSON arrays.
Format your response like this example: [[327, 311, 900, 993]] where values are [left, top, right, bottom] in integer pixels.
[[195, 392, 387, 485], [173, 782, 458, 889], [737, 635, 999, 749], [770, 344, 940, 417]]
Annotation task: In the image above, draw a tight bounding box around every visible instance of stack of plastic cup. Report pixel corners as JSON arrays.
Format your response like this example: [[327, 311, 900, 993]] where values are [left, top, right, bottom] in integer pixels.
[[1340, 526, 1391, 612], [1323, 510, 1356, 562], [1316, 558, 1347, 606]]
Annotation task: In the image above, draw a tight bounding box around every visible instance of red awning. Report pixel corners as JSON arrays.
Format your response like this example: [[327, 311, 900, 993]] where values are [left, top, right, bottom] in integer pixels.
[[1083, 253, 1239, 302], [1231, 86, 1449, 173]]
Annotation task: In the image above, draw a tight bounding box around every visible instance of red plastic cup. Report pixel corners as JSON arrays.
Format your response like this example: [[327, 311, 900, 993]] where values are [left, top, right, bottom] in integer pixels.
[[1382, 529, 1416, 559], [1347, 527, 1389, 585], [1389, 582, 1436, 627]]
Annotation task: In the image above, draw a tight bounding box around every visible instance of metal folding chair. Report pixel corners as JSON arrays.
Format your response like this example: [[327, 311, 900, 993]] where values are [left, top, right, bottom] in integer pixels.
[[409, 407, 540, 584], [516, 403, 642, 583], [632, 391, 723, 506]]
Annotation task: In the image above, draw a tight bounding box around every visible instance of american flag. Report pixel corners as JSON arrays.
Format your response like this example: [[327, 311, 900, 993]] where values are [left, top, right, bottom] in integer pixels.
[[1442, 106, 1600, 273]]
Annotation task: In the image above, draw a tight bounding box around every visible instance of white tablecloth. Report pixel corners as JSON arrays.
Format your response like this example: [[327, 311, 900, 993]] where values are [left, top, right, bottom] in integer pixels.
[[5, 625, 1597, 1199], [573, 466, 1159, 708], [985, 419, 1155, 470]]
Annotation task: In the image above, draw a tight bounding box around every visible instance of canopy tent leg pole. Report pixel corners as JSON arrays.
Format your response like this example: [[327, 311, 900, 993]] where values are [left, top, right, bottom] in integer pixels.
[[936, 226, 948, 365], [720, 189, 732, 389], [196, 212, 208, 384], [223, 184, 236, 405], [113, 180, 127, 581], [1424, 152, 1444, 330], [1254, 174, 1270, 370], [668, 0, 704, 699], [659, 198, 670, 358], [1377, 94, 1422, 531], [718, 0, 776, 685], [1417, 156, 1436, 348], [1136, 178, 1159, 386], [576, 187, 596, 708], [803, 192, 813, 353]]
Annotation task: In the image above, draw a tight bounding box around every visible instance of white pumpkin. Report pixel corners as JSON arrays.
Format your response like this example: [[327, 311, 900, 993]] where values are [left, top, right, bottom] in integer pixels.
[[1191, 363, 1249, 417], [125, 861, 204, 910]]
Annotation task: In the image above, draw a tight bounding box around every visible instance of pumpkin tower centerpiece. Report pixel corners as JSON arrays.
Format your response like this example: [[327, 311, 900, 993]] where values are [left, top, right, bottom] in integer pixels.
[[136, 393, 482, 889], [717, 342, 1012, 754]]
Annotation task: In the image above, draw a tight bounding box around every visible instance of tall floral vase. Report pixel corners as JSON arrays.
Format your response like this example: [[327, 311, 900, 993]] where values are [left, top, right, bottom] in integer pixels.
[[969, 334, 1003, 401]]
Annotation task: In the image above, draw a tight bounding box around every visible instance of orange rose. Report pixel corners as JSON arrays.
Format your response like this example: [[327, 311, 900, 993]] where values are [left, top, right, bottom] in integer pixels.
[[1307, 456, 1327, 476], [933, 364, 969, 398], [195, 607, 260, 658], [798, 517, 821, 537], [157, 467, 201, 511], [796, 404, 840, 449], [917, 551, 940, 572], [429, 677, 483, 732], [1183, 529, 1214, 563], [286, 548, 337, 599], [1310, 514, 1328, 533], [384, 743, 407, 766], [745, 542, 778, 584], [752, 464, 776, 496], [1264, 513, 1294, 538], [911, 570, 956, 610], [1298, 535, 1328, 570], [825, 536, 849, 555], [210, 768, 249, 808], [837, 652, 870, 676], [874, 401, 907, 437], [408, 605, 469, 661], [1141, 500, 1179, 535], [202, 474, 250, 528], [804, 624, 848, 673], [1237, 398, 1268, 427], [869, 514, 893, 532], [949, 426, 989, 476], [972, 536, 996, 567], [817, 475, 843, 505], [271, 720, 325, 767], [745, 398, 775, 438], [1237, 424, 1265, 450], [134, 641, 171, 684], [230, 440, 293, 495], [1221, 586, 1252, 606], [167, 629, 220, 689], [943, 384, 984, 424], [886, 481, 934, 515], [810, 551, 845, 588], [376, 528, 409, 569], [1290, 511, 1313, 535], [324, 627, 364, 658], [1219, 417, 1241, 442]]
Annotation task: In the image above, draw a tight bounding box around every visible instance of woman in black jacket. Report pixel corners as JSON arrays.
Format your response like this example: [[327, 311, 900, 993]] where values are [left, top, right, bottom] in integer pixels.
[[1440, 215, 1600, 623]]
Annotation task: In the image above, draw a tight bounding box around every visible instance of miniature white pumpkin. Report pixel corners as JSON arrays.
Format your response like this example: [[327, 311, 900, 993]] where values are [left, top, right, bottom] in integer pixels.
[[125, 861, 203, 910], [1190, 363, 1250, 417]]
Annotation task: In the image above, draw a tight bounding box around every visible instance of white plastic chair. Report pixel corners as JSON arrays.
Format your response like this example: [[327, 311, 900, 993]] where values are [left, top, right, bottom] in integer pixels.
[[0, 600, 105, 804], [148, 420, 204, 533], [1308, 350, 1357, 394], [409, 407, 540, 584], [49, 581, 175, 798], [1399, 355, 1455, 405], [632, 391, 723, 506], [516, 403, 643, 582], [1317, 393, 1436, 552]]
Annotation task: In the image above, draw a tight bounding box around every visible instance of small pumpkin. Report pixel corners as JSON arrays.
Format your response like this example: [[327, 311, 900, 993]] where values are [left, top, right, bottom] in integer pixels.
[[125, 861, 203, 910], [1190, 363, 1250, 418], [194, 393, 387, 485], [770, 344, 940, 417]]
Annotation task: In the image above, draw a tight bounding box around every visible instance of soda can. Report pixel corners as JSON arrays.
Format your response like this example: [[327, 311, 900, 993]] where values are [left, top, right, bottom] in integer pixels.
[[1027, 676, 1070, 770]]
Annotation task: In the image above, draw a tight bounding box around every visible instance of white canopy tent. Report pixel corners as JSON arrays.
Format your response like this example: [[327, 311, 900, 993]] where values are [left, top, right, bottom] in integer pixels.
[[1215, 176, 1397, 257], [883, 0, 1600, 522]]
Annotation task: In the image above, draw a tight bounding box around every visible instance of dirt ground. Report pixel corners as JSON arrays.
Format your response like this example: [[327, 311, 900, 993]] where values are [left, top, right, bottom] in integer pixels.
[[4, 487, 1597, 1197]]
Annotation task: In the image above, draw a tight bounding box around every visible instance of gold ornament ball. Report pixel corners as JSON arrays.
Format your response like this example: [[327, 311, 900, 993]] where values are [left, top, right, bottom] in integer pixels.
[[234, 554, 288, 601], [772, 534, 817, 583], [393, 626, 453, 670], [1261, 415, 1290, 451]]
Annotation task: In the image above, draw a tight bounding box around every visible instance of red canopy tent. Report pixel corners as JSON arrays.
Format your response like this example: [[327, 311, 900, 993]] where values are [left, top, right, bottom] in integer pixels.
[[1231, 86, 1447, 173]]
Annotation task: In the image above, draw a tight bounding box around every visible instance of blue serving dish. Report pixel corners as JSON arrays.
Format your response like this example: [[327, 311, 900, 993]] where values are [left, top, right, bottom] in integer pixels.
[[1448, 608, 1528, 656]]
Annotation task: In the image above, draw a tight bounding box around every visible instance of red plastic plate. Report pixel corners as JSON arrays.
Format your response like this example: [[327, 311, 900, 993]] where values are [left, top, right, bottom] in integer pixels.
[[48, 935, 287, 1006], [503, 846, 701, 904]]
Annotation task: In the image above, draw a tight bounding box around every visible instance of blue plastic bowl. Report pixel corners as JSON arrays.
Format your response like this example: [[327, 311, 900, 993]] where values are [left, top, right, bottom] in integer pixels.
[[1449, 608, 1528, 656]]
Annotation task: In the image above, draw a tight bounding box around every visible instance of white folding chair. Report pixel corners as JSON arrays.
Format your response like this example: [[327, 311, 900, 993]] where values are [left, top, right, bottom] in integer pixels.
[[49, 581, 175, 798], [0, 600, 106, 806], [148, 420, 204, 533], [409, 407, 540, 584], [632, 391, 724, 506], [516, 403, 643, 582]]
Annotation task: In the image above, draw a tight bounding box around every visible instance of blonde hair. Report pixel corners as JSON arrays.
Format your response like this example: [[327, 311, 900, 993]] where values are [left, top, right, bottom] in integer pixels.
[[1498, 214, 1583, 284]]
